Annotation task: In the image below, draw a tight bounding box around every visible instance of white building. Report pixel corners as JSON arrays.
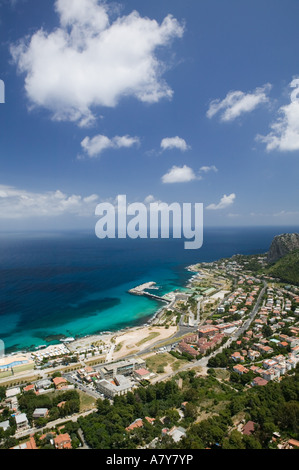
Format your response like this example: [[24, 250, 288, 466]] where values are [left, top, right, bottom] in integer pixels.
[[15, 413, 28, 430]]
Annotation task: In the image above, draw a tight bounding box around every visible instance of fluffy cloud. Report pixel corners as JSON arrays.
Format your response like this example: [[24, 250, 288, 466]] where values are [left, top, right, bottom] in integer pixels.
[[206, 193, 236, 210], [199, 165, 218, 173], [256, 79, 299, 151], [207, 84, 271, 122], [162, 165, 196, 183], [160, 136, 190, 152], [0, 184, 99, 218], [81, 134, 140, 157], [11, 0, 184, 126]]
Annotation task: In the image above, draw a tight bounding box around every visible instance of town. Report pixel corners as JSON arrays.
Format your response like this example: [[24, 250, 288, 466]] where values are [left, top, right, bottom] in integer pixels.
[[0, 252, 299, 450]]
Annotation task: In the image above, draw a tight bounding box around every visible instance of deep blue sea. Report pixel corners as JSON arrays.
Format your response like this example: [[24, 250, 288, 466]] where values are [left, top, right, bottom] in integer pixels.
[[0, 226, 298, 353]]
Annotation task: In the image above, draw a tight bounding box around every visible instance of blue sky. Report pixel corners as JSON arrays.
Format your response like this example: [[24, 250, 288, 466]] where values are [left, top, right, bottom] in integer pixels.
[[0, 0, 299, 230]]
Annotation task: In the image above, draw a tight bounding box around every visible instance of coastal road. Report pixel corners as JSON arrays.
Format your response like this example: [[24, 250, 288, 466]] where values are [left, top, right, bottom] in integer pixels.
[[150, 280, 268, 385]]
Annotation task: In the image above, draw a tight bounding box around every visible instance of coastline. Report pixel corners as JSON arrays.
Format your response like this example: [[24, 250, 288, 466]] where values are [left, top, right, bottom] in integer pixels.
[[1, 262, 197, 359]]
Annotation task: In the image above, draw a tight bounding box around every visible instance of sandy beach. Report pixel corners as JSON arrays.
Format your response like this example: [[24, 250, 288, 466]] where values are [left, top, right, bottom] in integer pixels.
[[67, 324, 177, 359]]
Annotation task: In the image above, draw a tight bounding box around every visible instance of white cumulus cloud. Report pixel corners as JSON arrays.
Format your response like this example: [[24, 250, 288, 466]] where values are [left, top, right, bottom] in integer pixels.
[[206, 193, 236, 210], [199, 165, 218, 173], [80, 134, 140, 157], [160, 136, 190, 152], [162, 165, 196, 183], [0, 184, 99, 218], [11, 0, 184, 126], [256, 79, 299, 152], [207, 84, 271, 122]]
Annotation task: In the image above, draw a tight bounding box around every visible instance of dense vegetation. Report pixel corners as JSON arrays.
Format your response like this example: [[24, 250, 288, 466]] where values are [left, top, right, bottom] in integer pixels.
[[18, 389, 80, 425], [267, 249, 299, 286], [77, 365, 299, 449]]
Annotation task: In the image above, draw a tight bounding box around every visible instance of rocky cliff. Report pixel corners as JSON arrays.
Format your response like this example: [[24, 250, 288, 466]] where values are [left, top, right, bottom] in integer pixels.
[[267, 232, 299, 264]]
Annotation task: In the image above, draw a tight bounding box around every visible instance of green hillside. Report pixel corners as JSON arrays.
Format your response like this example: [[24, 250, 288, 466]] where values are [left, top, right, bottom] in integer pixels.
[[267, 249, 299, 285]]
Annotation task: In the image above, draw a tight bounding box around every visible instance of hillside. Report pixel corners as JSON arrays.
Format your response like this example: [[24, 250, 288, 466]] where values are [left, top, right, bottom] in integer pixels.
[[266, 249, 299, 285], [267, 233, 299, 264]]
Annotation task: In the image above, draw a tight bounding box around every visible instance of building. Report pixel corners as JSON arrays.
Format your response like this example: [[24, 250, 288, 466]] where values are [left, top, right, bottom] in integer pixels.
[[23, 384, 35, 393], [32, 408, 49, 419], [168, 426, 186, 443], [98, 357, 146, 379], [6, 387, 21, 399], [233, 364, 249, 375], [96, 374, 134, 398], [197, 333, 224, 355], [177, 342, 198, 358], [0, 420, 10, 432], [35, 379, 52, 391], [248, 350, 260, 361], [11, 436, 37, 450], [231, 352, 244, 362], [242, 421, 256, 436], [15, 413, 29, 430], [198, 326, 218, 338], [53, 377, 68, 389], [54, 433, 72, 449], [252, 377, 268, 387], [125, 417, 155, 432], [133, 368, 151, 380]]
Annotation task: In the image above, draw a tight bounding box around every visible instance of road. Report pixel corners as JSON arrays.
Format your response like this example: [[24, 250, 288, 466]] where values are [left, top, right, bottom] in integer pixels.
[[14, 408, 98, 441], [150, 280, 268, 385], [64, 373, 102, 400]]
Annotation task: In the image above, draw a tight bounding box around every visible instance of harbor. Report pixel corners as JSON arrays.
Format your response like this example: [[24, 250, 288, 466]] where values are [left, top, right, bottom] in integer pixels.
[[128, 282, 171, 304]]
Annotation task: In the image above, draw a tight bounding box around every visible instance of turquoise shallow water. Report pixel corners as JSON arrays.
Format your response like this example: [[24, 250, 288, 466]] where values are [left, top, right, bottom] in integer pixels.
[[1, 226, 298, 352]]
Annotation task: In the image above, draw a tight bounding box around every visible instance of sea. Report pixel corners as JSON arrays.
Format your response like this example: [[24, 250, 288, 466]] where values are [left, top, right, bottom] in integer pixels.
[[0, 225, 298, 353]]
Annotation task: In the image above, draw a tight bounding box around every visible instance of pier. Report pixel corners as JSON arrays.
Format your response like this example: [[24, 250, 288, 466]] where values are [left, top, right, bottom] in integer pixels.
[[128, 282, 171, 304]]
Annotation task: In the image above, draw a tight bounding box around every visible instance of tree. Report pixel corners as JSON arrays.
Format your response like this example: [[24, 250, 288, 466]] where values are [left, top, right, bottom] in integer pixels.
[[163, 409, 180, 428], [184, 403, 197, 420], [0, 386, 6, 401], [262, 324, 272, 338]]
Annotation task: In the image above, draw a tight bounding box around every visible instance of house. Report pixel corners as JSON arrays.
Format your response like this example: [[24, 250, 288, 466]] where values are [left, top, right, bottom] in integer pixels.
[[32, 408, 49, 419], [233, 364, 249, 375], [57, 401, 66, 409], [168, 426, 186, 443], [262, 369, 277, 381], [0, 420, 10, 432], [23, 384, 35, 393], [6, 387, 21, 399], [125, 418, 143, 432], [11, 436, 37, 450], [133, 368, 151, 380], [231, 352, 244, 362], [242, 421, 256, 436], [54, 433, 72, 449], [53, 377, 68, 389], [15, 413, 29, 430], [35, 379, 52, 391], [288, 439, 299, 449], [251, 377, 268, 387], [248, 350, 260, 361], [263, 359, 277, 369], [125, 417, 155, 432]]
